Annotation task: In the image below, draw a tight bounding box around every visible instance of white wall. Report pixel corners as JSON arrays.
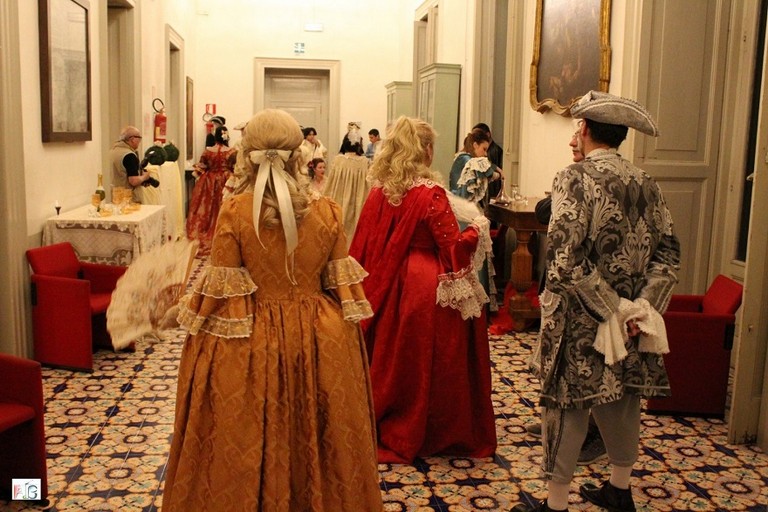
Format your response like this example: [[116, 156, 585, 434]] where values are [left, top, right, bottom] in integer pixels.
[[187, 0, 411, 156], [21, 1, 107, 237]]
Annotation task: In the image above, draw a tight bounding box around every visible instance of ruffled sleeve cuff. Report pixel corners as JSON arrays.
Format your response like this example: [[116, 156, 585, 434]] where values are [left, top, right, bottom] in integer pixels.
[[322, 256, 368, 288], [176, 266, 257, 338], [593, 297, 669, 365], [593, 298, 632, 365], [631, 298, 669, 355], [471, 215, 498, 311], [322, 256, 373, 323], [436, 265, 489, 320], [341, 299, 374, 322]]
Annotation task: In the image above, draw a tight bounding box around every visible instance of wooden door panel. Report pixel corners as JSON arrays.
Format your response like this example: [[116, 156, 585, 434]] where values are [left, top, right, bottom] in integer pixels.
[[635, 0, 729, 293], [264, 69, 330, 145]]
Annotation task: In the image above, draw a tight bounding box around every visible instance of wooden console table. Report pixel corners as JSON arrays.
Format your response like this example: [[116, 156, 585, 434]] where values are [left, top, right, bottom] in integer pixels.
[[486, 200, 548, 331]]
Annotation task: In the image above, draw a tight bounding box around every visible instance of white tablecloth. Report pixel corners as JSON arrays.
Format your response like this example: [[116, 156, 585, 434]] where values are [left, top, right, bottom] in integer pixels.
[[42, 204, 167, 265]]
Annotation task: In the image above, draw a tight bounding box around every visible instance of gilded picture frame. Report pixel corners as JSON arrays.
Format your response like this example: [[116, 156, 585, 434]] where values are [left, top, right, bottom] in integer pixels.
[[186, 77, 194, 160], [530, 0, 612, 116], [38, 0, 92, 142]]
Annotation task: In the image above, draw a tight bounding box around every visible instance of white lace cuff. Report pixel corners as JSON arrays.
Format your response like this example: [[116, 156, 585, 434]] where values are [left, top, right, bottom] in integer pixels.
[[631, 298, 669, 355], [322, 256, 369, 289], [456, 157, 492, 203], [177, 298, 253, 339], [341, 299, 374, 322], [593, 297, 669, 365], [593, 299, 631, 365], [436, 265, 489, 320], [191, 266, 258, 298], [471, 215, 497, 311]]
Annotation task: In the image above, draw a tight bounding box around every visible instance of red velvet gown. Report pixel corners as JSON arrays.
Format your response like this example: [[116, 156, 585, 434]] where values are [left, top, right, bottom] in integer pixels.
[[186, 144, 234, 255], [349, 179, 497, 464]]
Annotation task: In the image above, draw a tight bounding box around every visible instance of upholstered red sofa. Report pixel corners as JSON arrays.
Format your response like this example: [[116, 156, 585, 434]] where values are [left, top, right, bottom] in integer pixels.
[[26, 242, 126, 372], [0, 353, 48, 503], [646, 275, 743, 417]]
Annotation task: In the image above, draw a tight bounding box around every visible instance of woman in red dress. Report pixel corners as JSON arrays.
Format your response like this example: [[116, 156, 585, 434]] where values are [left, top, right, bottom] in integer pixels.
[[186, 126, 235, 255], [349, 116, 497, 464]]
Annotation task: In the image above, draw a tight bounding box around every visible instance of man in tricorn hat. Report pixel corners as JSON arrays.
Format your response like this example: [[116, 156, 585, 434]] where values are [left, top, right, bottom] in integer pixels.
[[512, 91, 681, 512]]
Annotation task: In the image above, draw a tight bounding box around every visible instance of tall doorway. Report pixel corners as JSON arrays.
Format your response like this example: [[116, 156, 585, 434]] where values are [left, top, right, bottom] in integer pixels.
[[103, 1, 139, 194], [264, 68, 330, 149], [254, 58, 340, 155]]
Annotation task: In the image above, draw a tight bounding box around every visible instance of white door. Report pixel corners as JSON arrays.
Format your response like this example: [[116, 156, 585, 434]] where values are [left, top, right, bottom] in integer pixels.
[[264, 68, 331, 154], [634, 0, 730, 295]]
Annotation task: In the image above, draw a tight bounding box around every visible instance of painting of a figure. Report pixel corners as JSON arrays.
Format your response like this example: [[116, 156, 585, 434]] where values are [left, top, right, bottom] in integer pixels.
[[530, 0, 611, 115]]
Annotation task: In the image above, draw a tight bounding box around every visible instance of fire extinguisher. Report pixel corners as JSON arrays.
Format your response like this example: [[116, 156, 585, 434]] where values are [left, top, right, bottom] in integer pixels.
[[203, 112, 214, 137], [152, 98, 167, 143]]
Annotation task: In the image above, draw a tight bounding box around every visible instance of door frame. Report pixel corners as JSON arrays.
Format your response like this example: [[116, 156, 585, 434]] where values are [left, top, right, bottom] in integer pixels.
[[165, 24, 185, 171], [725, 0, 768, 446], [0, 0, 30, 357], [254, 58, 340, 155]]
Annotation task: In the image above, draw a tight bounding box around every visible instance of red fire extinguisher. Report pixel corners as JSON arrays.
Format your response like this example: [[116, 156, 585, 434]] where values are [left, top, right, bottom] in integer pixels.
[[202, 104, 216, 136], [152, 98, 167, 143], [203, 113, 214, 136]]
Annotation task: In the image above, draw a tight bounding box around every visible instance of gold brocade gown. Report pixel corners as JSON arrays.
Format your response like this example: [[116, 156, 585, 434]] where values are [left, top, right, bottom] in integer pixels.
[[162, 193, 383, 512], [323, 153, 370, 244]]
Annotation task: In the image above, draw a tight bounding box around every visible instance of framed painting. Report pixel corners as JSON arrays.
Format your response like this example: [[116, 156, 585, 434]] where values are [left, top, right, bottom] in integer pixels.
[[186, 76, 194, 160], [38, 0, 92, 142], [530, 0, 611, 116]]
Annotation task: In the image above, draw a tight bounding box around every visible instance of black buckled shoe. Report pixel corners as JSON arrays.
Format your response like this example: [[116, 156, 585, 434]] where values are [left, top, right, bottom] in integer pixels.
[[579, 480, 636, 512], [510, 500, 568, 512]]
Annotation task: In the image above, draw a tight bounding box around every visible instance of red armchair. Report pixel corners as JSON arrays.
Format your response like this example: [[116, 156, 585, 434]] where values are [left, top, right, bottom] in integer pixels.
[[646, 275, 743, 417], [26, 242, 126, 372], [0, 354, 48, 504]]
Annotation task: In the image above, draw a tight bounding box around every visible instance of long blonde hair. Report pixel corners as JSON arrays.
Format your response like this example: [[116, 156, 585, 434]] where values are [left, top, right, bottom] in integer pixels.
[[239, 109, 309, 227], [368, 116, 439, 205]]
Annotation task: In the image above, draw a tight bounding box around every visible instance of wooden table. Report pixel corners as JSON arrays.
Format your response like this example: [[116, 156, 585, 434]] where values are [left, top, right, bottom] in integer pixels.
[[486, 199, 548, 330], [42, 204, 167, 266]]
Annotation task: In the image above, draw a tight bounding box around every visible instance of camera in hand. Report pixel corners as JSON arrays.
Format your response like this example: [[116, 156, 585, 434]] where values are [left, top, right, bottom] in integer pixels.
[[143, 176, 160, 188]]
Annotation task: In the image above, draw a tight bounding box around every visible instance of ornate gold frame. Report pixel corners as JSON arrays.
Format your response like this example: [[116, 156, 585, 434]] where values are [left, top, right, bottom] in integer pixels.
[[529, 0, 612, 116]]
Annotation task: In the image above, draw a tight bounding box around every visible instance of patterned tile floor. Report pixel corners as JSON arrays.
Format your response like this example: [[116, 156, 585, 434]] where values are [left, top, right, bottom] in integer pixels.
[[3, 323, 768, 511]]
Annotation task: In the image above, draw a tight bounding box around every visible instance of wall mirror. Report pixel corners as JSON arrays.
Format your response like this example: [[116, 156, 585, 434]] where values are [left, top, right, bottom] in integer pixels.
[[39, 0, 92, 142]]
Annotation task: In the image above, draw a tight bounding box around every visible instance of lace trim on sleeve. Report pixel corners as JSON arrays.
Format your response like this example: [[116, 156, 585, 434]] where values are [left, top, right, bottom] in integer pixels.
[[456, 157, 491, 203], [176, 295, 253, 339], [471, 215, 498, 311], [341, 299, 374, 322], [436, 265, 489, 320], [322, 256, 369, 289], [192, 266, 257, 298], [593, 297, 669, 365]]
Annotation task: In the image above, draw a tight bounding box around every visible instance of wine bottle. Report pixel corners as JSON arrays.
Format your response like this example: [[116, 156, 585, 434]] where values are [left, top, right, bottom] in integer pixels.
[[95, 173, 106, 202]]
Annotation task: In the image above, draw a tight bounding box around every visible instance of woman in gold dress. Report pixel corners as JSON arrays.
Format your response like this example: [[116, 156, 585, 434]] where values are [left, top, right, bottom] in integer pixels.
[[163, 109, 383, 512]]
